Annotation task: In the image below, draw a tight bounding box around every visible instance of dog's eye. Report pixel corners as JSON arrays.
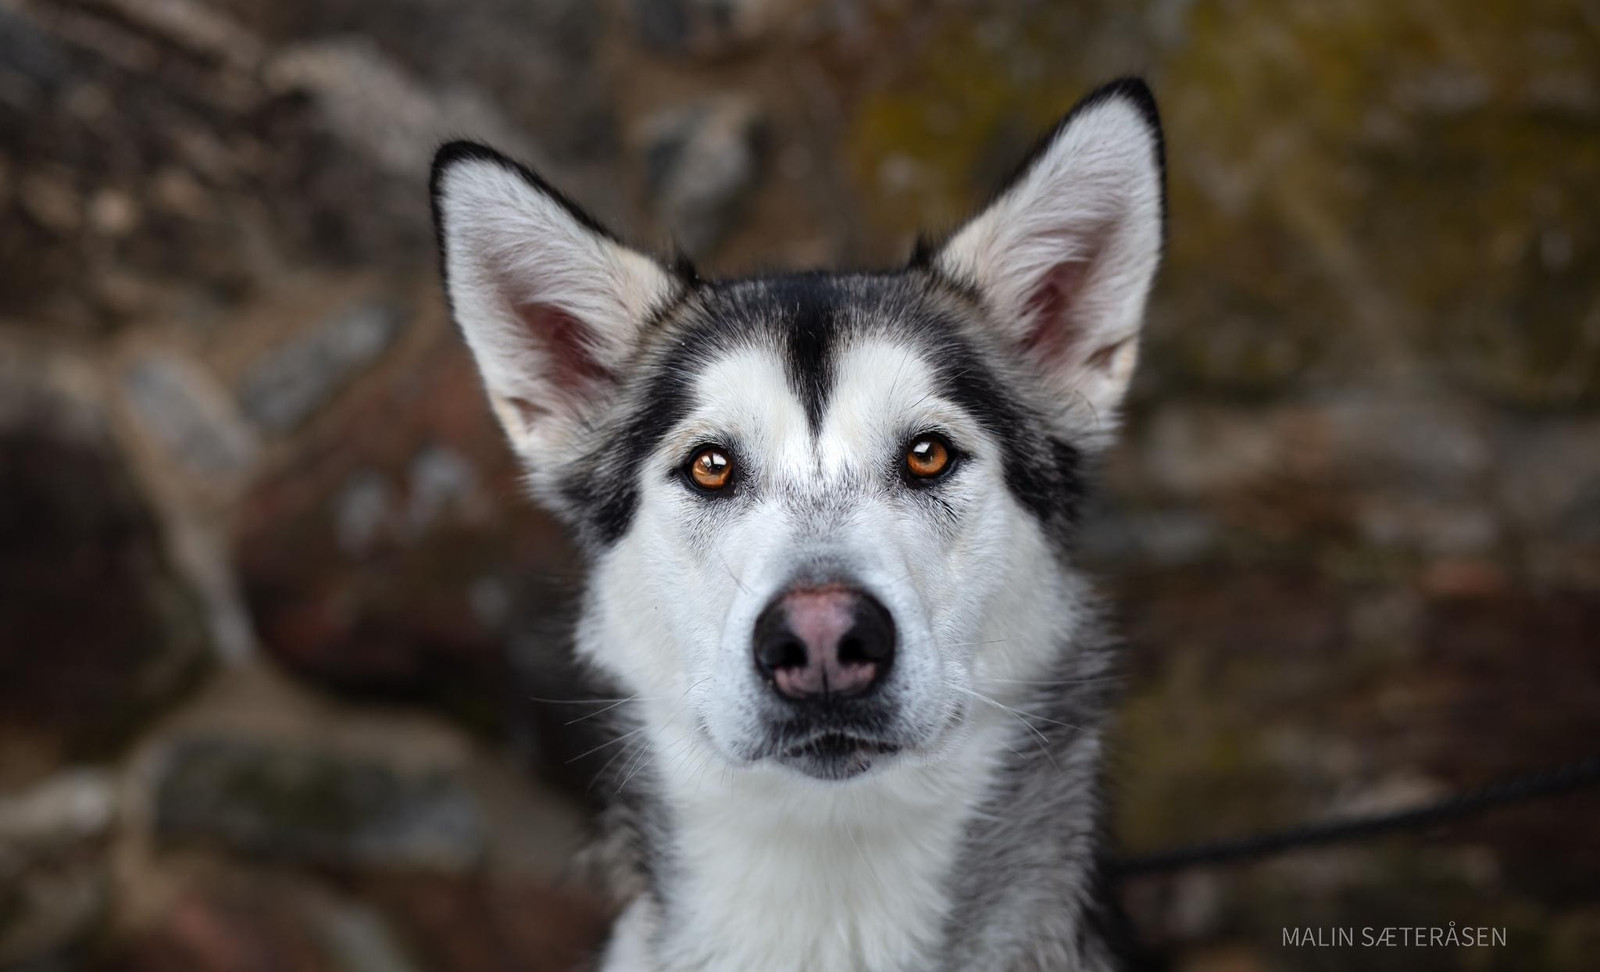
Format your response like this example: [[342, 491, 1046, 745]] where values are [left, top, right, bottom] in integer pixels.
[[904, 434, 954, 481], [688, 446, 734, 492]]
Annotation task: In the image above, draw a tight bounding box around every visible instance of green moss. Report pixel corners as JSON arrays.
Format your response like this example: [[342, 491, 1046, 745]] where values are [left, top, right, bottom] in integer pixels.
[[845, 9, 1111, 243], [848, 0, 1600, 404], [1161, 0, 1600, 404]]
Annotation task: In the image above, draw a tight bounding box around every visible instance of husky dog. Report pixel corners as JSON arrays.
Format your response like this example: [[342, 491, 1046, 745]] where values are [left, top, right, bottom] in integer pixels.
[[430, 78, 1165, 972]]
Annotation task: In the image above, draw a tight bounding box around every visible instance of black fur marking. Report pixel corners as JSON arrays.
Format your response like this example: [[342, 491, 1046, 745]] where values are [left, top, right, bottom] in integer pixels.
[[670, 251, 703, 287], [566, 358, 689, 547], [907, 234, 938, 269], [565, 274, 851, 545], [767, 276, 841, 432], [913, 315, 1088, 538], [565, 301, 753, 545]]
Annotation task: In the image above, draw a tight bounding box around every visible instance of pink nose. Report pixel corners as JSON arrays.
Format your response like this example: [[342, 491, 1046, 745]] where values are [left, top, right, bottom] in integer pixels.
[[753, 586, 896, 701]]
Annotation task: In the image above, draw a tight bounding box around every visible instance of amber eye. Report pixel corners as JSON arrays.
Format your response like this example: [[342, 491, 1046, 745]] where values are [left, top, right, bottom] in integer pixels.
[[905, 435, 953, 480], [688, 447, 734, 491]]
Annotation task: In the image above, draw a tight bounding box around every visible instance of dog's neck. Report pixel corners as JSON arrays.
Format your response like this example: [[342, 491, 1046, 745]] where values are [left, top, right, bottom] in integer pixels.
[[636, 712, 1011, 972]]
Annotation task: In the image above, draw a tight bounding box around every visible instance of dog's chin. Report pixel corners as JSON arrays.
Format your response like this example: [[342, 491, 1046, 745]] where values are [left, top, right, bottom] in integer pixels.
[[772, 732, 902, 782]]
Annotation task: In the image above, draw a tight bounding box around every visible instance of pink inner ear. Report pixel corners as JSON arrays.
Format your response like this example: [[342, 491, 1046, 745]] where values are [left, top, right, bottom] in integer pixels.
[[513, 301, 614, 400], [1020, 257, 1091, 365]]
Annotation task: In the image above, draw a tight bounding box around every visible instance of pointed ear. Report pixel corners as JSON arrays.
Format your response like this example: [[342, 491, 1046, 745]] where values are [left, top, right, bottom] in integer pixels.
[[934, 79, 1165, 428], [430, 142, 681, 462]]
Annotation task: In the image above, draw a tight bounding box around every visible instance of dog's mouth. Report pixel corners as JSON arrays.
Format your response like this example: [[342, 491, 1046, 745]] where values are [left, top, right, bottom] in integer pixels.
[[774, 732, 901, 781]]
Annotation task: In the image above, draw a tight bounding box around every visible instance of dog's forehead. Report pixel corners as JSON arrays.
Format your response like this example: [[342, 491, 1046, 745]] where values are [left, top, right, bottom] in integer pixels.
[[677, 332, 952, 468], [680, 273, 945, 409], [582, 270, 1084, 547], [659, 275, 964, 458]]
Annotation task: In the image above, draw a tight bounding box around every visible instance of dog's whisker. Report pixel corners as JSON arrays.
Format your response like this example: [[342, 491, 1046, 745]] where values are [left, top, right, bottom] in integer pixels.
[[841, 811, 874, 880], [565, 723, 648, 764], [590, 738, 643, 793], [954, 686, 1083, 730], [531, 695, 644, 705], [716, 550, 752, 595], [606, 677, 713, 794], [616, 741, 664, 794], [563, 694, 641, 725], [952, 686, 1069, 773], [942, 638, 1013, 650]]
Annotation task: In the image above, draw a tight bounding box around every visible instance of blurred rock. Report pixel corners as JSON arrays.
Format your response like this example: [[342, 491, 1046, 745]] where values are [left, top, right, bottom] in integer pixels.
[[1136, 405, 1295, 499], [362, 875, 610, 972], [237, 302, 406, 434], [1495, 417, 1600, 543], [232, 333, 579, 735], [1353, 495, 1499, 557], [334, 470, 395, 556], [122, 353, 258, 479], [88, 188, 142, 238], [96, 0, 265, 70], [1078, 504, 1222, 568], [1316, 398, 1492, 494], [18, 168, 83, 235], [642, 97, 764, 256], [309, 898, 424, 972], [0, 771, 117, 967], [0, 345, 211, 783], [0, 770, 117, 844], [152, 737, 484, 871], [111, 870, 610, 972], [265, 39, 534, 177], [103, 872, 600, 972], [0, 6, 70, 94], [1133, 397, 1493, 500], [631, 0, 780, 56], [403, 446, 481, 536], [108, 884, 339, 972]]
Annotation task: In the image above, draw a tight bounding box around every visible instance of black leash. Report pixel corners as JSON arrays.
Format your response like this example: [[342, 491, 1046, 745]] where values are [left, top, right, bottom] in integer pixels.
[[1113, 754, 1600, 877]]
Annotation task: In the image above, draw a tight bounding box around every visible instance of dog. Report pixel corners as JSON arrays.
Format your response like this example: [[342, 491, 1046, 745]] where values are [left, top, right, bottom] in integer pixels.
[[430, 77, 1165, 972]]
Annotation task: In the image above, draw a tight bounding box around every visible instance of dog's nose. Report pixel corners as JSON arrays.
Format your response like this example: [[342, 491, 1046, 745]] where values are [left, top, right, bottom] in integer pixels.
[[753, 586, 895, 701]]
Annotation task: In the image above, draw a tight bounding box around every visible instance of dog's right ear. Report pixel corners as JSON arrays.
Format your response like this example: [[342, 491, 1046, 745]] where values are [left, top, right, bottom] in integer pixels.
[[431, 142, 680, 461], [930, 80, 1164, 436]]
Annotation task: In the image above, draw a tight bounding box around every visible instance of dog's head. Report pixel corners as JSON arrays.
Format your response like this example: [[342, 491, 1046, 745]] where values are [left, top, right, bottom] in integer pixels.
[[432, 81, 1164, 781]]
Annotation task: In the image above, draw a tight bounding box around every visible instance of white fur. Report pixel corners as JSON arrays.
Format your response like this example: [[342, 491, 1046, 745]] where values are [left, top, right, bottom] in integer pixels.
[[632, 719, 1010, 972], [937, 92, 1163, 436], [432, 156, 677, 478], [584, 336, 1085, 971]]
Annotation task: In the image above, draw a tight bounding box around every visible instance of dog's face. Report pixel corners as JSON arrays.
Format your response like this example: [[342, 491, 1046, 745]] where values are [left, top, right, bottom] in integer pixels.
[[433, 82, 1164, 781]]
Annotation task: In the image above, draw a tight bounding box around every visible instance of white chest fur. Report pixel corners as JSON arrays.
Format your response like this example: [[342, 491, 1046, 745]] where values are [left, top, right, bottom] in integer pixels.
[[604, 723, 1006, 972]]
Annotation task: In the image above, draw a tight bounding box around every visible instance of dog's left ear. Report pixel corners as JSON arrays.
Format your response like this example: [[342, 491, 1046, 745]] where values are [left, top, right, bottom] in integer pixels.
[[934, 79, 1165, 425], [430, 142, 681, 473]]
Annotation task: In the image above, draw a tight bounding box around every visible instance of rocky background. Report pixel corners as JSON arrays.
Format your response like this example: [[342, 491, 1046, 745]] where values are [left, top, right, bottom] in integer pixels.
[[2, 1, 1598, 970]]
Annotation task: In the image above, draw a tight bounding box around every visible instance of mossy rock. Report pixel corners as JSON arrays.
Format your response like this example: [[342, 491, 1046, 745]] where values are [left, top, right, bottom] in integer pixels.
[[846, 0, 1600, 404], [152, 736, 485, 871]]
